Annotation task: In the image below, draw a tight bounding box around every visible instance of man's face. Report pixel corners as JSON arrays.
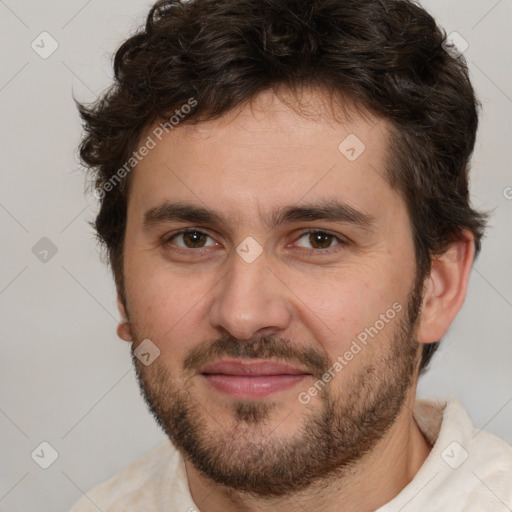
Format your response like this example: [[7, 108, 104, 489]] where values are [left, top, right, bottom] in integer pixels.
[[121, 88, 424, 495]]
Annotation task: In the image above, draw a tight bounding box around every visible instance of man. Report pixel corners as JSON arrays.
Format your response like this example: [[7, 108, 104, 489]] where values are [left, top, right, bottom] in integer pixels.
[[70, 0, 512, 510]]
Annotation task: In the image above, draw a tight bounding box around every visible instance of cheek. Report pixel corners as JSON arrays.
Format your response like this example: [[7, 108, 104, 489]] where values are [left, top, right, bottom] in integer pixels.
[[125, 259, 215, 359], [290, 268, 406, 361]]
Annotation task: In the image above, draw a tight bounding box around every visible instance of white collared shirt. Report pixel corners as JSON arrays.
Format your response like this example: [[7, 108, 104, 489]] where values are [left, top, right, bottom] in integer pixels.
[[69, 399, 512, 511]]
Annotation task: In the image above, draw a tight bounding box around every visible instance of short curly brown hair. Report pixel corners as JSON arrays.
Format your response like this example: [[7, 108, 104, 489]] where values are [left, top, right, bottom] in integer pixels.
[[77, 0, 489, 373]]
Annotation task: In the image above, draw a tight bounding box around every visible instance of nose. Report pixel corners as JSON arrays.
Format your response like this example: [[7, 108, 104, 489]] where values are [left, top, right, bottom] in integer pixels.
[[208, 248, 293, 341]]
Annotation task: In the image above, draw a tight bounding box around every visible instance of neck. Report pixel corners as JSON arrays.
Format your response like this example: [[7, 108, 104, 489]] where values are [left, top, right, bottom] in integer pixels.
[[184, 389, 432, 512]]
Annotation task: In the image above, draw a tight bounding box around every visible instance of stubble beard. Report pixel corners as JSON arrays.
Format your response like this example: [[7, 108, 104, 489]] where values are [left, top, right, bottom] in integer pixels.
[[131, 280, 423, 497]]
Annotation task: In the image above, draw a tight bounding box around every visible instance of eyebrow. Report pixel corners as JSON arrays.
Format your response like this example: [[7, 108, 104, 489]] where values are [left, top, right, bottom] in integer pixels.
[[143, 199, 376, 232]]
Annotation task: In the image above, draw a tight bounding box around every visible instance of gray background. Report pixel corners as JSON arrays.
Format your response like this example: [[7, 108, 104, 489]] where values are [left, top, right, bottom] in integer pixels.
[[0, 0, 511, 510]]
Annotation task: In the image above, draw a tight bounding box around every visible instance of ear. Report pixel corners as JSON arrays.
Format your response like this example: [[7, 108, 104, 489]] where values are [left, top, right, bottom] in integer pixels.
[[416, 229, 476, 344], [116, 292, 133, 342]]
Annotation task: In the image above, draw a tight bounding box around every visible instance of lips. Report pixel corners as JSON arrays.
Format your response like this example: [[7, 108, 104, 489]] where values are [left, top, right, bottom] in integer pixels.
[[200, 359, 309, 376], [200, 359, 311, 399]]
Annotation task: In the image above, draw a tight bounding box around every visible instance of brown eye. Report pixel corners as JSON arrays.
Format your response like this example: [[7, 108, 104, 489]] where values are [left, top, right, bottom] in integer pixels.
[[165, 229, 217, 250], [308, 232, 335, 249], [181, 230, 208, 248], [294, 230, 347, 253]]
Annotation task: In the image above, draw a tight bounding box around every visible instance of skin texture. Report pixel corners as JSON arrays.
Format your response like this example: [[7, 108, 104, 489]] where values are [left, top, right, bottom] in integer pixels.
[[116, 87, 475, 512]]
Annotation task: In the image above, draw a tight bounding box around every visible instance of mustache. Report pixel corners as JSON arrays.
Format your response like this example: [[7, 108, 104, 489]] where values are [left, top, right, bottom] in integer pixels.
[[183, 334, 330, 379]]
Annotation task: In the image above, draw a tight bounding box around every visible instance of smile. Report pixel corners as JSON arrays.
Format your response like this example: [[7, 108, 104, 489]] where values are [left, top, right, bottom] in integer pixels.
[[200, 359, 311, 398]]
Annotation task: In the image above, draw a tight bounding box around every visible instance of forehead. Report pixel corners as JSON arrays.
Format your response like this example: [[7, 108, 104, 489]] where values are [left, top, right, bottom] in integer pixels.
[[127, 87, 402, 228]]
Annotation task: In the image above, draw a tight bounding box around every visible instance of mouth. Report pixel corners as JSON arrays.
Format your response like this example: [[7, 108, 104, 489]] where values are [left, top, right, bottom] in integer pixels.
[[200, 359, 312, 399]]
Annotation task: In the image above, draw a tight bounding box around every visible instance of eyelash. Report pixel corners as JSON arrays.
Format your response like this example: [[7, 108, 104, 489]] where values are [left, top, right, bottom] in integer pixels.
[[162, 228, 348, 256]]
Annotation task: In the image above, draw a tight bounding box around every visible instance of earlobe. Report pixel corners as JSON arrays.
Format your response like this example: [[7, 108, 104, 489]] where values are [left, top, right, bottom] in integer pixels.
[[116, 292, 133, 342], [117, 321, 133, 342], [416, 230, 475, 344]]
